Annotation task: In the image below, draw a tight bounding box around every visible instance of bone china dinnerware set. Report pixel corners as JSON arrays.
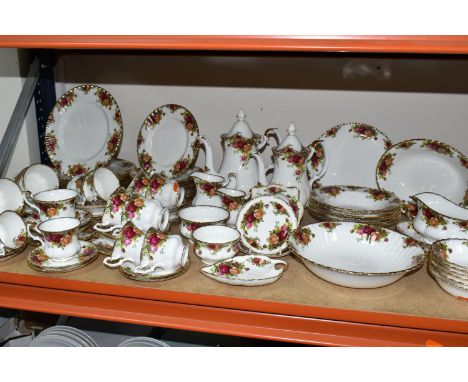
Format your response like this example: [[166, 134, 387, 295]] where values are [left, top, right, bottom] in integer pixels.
[[1, 84, 468, 297]]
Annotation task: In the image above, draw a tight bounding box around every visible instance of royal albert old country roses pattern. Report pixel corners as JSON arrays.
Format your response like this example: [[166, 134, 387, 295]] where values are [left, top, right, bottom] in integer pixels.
[[236, 196, 298, 256], [376, 139, 468, 211], [137, 104, 200, 179], [45, 85, 123, 178]]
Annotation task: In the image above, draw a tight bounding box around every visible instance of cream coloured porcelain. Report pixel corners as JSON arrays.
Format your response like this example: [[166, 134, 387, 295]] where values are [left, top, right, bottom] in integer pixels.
[[103, 222, 145, 268], [396, 221, 433, 245], [250, 184, 304, 221], [25, 189, 79, 222], [431, 239, 468, 269], [429, 262, 468, 300], [0, 178, 24, 214], [22, 164, 59, 195], [93, 188, 128, 232], [177, 206, 229, 239], [198, 109, 280, 193], [145, 174, 185, 209], [201, 255, 288, 286], [236, 195, 298, 257], [45, 85, 123, 179], [190, 171, 237, 207], [411, 192, 468, 241], [289, 222, 425, 288], [0, 211, 27, 256], [83, 167, 120, 203], [192, 225, 240, 265], [216, 188, 247, 226], [27, 217, 81, 261]]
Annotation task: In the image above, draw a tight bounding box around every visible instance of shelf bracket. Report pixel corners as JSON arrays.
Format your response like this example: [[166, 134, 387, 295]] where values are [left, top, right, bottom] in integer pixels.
[[0, 55, 40, 177]]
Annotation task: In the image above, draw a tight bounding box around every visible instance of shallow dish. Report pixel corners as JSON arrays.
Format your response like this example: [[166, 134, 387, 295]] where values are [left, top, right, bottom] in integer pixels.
[[201, 255, 287, 286], [236, 195, 298, 256], [310, 122, 391, 188], [376, 139, 468, 212], [289, 222, 426, 288], [137, 104, 200, 179], [431, 239, 468, 270], [45, 85, 123, 178]]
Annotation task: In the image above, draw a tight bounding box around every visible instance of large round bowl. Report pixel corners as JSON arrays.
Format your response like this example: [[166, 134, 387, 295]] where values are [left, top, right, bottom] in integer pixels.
[[288, 222, 426, 288]]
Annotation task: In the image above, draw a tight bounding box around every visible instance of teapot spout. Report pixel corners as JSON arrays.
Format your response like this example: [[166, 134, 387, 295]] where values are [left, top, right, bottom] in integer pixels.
[[252, 153, 268, 186], [198, 135, 217, 174]]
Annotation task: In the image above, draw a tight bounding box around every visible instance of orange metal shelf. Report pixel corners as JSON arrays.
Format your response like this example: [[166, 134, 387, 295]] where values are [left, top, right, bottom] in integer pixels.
[[1, 35, 468, 54]]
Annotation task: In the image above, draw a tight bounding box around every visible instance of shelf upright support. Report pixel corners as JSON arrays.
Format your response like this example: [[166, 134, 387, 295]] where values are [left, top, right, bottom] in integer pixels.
[[0, 55, 40, 177], [33, 50, 56, 165]]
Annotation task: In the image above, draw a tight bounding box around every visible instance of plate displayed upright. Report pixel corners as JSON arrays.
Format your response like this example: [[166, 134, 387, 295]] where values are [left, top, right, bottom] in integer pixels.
[[311, 122, 392, 188], [236, 195, 298, 257], [45, 85, 123, 178], [376, 139, 468, 209], [137, 104, 200, 179]]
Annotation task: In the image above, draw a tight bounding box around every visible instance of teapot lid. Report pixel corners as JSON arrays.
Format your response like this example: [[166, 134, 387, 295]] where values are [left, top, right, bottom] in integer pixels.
[[225, 109, 254, 138], [277, 123, 303, 151]]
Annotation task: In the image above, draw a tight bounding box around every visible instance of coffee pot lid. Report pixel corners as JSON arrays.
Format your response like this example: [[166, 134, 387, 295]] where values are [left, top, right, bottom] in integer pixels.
[[225, 109, 254, 138], [277, 123, 303, 151]]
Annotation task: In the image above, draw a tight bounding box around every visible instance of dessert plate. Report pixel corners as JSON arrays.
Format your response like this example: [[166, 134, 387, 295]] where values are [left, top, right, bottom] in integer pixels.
[[27, 241, 98, 273], [250, 184, 304, 221], [236, 195, 298, 256], [376, 139, 468, 209], [310, 122, 392, 188], [201, 255, 288, 286], [137, 104, 200, 179], [289, 222, 425, 288], [45, 85, 123, 178]]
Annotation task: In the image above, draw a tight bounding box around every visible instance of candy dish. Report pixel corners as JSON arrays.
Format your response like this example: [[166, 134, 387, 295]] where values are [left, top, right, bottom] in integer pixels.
[[312, 122, 391, 188], [201, 255, 288, 286], [236, 195, 298, 257], [411, 192, 468, 241], [289, 222, 426, 288], [376, 139, 468, 213], [27, 240, 98, 273], [396, 221, 433, 245], [45, 85, 123, 179], [178, 206, 229, 239]]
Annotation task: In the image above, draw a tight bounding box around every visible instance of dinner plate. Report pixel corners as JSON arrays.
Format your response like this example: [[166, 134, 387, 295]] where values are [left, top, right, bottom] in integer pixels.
[[45, 85, 123, 178], [137, 104, 200, 179], [236, 195, 298, 256], [310, 122, 392, 188], [376, 139, 468, 210]]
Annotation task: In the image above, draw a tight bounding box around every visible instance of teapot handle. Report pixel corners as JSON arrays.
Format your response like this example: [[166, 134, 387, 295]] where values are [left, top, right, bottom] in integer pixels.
[[307, 140, 327, 185], [257, 128, 281, 151]]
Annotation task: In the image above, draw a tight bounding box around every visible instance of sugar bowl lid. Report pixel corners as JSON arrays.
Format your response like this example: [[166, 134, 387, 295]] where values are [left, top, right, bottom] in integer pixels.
[[225, 109, 254, 138], [277, 123, 303, 151]]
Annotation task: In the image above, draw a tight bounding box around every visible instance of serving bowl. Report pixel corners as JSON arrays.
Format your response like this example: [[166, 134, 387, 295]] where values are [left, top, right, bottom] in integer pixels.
[[289, 222, 426, 288]]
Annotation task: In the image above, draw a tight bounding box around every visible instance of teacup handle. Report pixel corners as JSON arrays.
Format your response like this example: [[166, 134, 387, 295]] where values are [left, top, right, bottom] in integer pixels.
[[103, 255, 134, 268], [157, 209, 170, 232], [23, 192, 40, 214], [271, 259, 288, 271], [134, 263, 165, 275], [93, 223, 122, 233], [27, 224, 45, 247], [224, 173, 238, 189]]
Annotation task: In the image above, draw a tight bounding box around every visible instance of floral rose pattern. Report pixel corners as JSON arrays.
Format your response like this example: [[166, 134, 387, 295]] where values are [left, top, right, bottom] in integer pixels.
[[325, 127, 339, 138], [13, 230, 27, 248], [459, 153, 468, 169], [248, 257, 271, 267], [402, 237, 419, 249], [436, 242, 451, 260], [309, 142, 325, 171], [172, 157, 191, 178], [377, 153, 395, 180], [421, 140, 453, 156], [321, 185, 342, 198], [457, 221, 468, 232], [148, 175, 166, 196], [118, 225, 143, 248], [144, 232, 168, 258], [197, 179, 221, 198], [267, 222, 293, 250], [108, 192, 128, 217], [45, 130, 58, 156], [350, 224, 389, 243], [56, 90, 76, 112], [139, 151, 154, 173], [185, 222, 202, 232], [132, 175, 150, 194], [95, 88, 115, 109], [384, 139, 392, 150], [211, 260, 245, 277], [240, 201, 265, 231], [421, 207, 447, 229], [182, 111, 198, 133], [224, 134, 255, 165], [366, 189, 392, 201], [44, 230, 75, 248], [463, 189, 468, 208], [396, 141, 416, 150], [106, 130, 120, 156], [278, 146, 307, 181], [221, 195, 242, 211], [145, 109, 164, 128], [124, 196, 145, 220], [68, 163, 88, 177], [273, 202, 288, 216], [37, 201, 67, 219], [349, 123, 377, 140], [293, 227, 314, 246], [319, 222, 340, 232]]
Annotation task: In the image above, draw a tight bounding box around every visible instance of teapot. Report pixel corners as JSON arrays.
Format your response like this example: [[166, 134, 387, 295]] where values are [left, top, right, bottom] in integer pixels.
[[199, 109, 280, 193], [253, 123, 327, 205]]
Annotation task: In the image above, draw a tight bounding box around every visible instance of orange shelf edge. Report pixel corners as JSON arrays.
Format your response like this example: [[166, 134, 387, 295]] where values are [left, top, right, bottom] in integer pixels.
[[1, 35, 468, 54]]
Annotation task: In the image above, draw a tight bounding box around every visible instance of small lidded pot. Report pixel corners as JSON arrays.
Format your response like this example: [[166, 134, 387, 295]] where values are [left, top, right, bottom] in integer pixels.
[[192, 226, 240, 265], [177, 206, 229, 239]]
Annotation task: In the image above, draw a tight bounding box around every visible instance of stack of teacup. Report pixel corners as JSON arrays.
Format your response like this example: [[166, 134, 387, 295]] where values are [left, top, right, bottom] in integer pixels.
[[428, 239, 468, 300]]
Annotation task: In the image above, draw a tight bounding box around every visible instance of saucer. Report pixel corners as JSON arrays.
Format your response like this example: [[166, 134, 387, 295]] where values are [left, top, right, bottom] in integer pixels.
[[27, 240, 98, 273], [0, 245, 27, 263], [119, 258, 190, 282], [25, 209, 92, 229], [91, 235, 114, 255]]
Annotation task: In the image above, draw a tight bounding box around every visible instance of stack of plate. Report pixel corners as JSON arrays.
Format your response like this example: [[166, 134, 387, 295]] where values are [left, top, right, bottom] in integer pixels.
[[307, 185, 401, 228], [29, 326, 99, 347], [117, 337, 169, 347], [428, 239, 468, 300]]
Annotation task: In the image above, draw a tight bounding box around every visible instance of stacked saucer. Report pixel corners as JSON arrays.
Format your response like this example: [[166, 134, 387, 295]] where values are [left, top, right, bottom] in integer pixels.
[[29, 326, 98, 347], [117, 337, 169, 347], [307, 185, 401, 228], [428, 239, 468, 300]]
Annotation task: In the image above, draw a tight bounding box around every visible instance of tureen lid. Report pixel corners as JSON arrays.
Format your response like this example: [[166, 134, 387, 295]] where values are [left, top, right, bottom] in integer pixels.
[[225, 109, 254, 138], [277, 123, 303, 151]]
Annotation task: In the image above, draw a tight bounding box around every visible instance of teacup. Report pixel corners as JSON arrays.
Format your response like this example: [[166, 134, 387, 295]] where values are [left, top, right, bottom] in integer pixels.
[[216, 188, 247, 226], [0, 211, 27, 256], [134, 228, 189, 275], [146, 175, 185, 209], [192, 225, 240, 265], [103, 222, 145, 268], [24, 189, 79, 222], [178, 206, 229, 239], [93, 187, 128, 232], [27, 217, 81, 261], [83, 168, 120, 203], [0, 178, 24, 214], [67, 174, 86, 205], [94, 193, 169, 234], [22, 164, 59, 195]]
